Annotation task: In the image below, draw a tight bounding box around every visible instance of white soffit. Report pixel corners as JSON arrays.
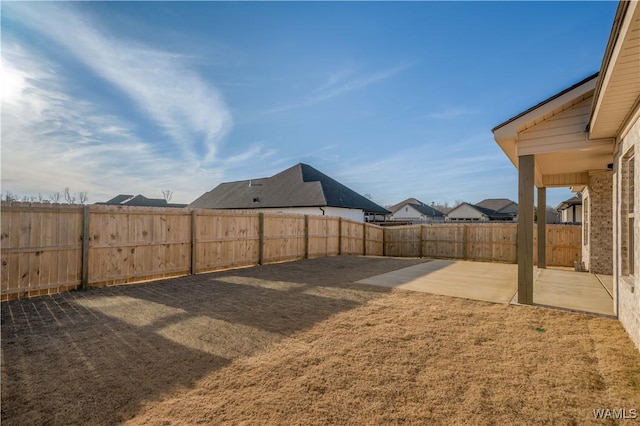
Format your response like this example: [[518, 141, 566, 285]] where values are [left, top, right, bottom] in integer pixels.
[[590, 1, 640, 139]]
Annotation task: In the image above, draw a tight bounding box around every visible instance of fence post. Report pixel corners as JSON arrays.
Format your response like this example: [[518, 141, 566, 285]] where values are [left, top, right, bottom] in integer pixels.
[[382, 227, 386, 257], [362, 223, 367, 255], [81, 205, 90, 290], [258, 213, 265, 265], [338, 218, 343, 255], [304, 215, 310, 259], [191, 210, 197, 275], [463, 224, 469, 260], [419, 224, 424, 258]]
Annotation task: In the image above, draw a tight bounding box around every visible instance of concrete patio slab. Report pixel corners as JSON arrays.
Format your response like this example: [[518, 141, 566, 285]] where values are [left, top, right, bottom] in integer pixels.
[[526, 268, 614, 316], [356, 259, 518, 304], [596, 274, 614, 298], [359, 260, 614, 316]]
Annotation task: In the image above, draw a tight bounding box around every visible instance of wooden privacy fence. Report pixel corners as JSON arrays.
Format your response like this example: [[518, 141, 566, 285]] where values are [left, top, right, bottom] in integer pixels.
[[384, 223, 581, 266], [0, 203, 383, 300], [1, 203, 581, 300]]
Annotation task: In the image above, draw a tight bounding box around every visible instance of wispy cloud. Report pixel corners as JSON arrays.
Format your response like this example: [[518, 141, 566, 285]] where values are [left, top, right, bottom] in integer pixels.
[[309, 68, 355, 95], [0, 46, 176, 200], [425, 107, 477, 120], [6, 2, 232, 163], [0, 42, 267, 203], [269, 62, 412, 113]]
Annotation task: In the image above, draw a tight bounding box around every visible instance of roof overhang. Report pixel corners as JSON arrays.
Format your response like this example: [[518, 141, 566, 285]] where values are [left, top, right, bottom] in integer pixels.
[[589, 1, 640, 140], [492, 75, 613, 187], [492, 0, 640, 187]]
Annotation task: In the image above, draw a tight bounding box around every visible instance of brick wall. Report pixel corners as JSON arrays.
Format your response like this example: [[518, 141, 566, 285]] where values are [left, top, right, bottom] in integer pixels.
[[586, 172, 613, 275]]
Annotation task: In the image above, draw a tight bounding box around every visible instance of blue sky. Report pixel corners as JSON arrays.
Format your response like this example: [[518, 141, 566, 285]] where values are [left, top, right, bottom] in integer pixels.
[[1, 1, 617, 207]]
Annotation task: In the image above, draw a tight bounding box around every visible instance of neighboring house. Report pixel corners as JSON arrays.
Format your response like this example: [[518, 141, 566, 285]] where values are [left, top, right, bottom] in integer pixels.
[[445, 199, 518, 222], [189, 163, 389, 222], [476, 198, 519, 217], [556, 194, 582, 223], [96, 194, 187, 208], [492, 0, 639, 350], [544, 207, 562, 224], [387, 198, 445, 223]]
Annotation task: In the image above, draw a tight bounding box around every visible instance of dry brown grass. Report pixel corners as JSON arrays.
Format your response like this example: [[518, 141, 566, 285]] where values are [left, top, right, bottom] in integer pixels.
[[2, 256, 639, 425]]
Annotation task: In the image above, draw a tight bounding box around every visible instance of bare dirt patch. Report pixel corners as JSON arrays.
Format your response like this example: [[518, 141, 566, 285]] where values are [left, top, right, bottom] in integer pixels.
[[2, 256, 639, 425]]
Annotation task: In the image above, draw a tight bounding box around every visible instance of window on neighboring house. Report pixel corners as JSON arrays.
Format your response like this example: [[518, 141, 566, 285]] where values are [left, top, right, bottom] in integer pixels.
[[405, 207, 408, 212]]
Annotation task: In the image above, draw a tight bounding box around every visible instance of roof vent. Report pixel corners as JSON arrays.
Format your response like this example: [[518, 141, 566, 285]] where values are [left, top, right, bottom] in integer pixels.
[[253, 197, 260, 203]]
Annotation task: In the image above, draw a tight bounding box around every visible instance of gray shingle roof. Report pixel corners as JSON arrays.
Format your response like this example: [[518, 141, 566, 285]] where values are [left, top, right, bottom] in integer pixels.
[[97, 194, 186, 208], [475, 198, 517, 213], [189, 163, 389, 214], [388, 198, 444, 217], [467, 203, 498, 217], [105, 194, 135, 204], [556, 195, 582, 211], [447, 201, 516, 220]]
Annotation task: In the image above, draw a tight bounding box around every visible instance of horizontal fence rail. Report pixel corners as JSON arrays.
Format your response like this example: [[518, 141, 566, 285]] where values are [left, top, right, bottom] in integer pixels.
[[384, 223, 581, 266], [1, 202, 581, 299], [1, 203, 381, 299]]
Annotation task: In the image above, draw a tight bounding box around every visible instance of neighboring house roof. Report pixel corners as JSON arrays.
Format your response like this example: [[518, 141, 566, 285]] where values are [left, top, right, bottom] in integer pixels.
[[97, 194, 187, 208], [556, 195, 582, 212], [189, 163, 390, 214], [447, 201, 516, 220], [105, 194, 136, 205], [388, 198, 444, 217], [447, 202, 493, 218], [475, 198, 517, 213]]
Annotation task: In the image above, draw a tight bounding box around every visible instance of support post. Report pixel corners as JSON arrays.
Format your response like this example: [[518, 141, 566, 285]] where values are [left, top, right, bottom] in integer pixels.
[[537, 186, 547, 269], [191, 210, 197, 275], [518, 155, 535, 304], [258, 213, 265, 265], [304, 215, 310, 259], [81, 205, 90, 290]]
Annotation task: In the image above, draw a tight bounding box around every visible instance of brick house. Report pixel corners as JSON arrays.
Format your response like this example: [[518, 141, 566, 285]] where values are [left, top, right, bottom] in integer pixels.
[[492, 0, 639, 350]]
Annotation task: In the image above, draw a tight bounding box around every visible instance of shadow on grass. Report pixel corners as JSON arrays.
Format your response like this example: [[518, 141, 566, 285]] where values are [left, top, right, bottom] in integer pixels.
[[1, 256, 427, 425]]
